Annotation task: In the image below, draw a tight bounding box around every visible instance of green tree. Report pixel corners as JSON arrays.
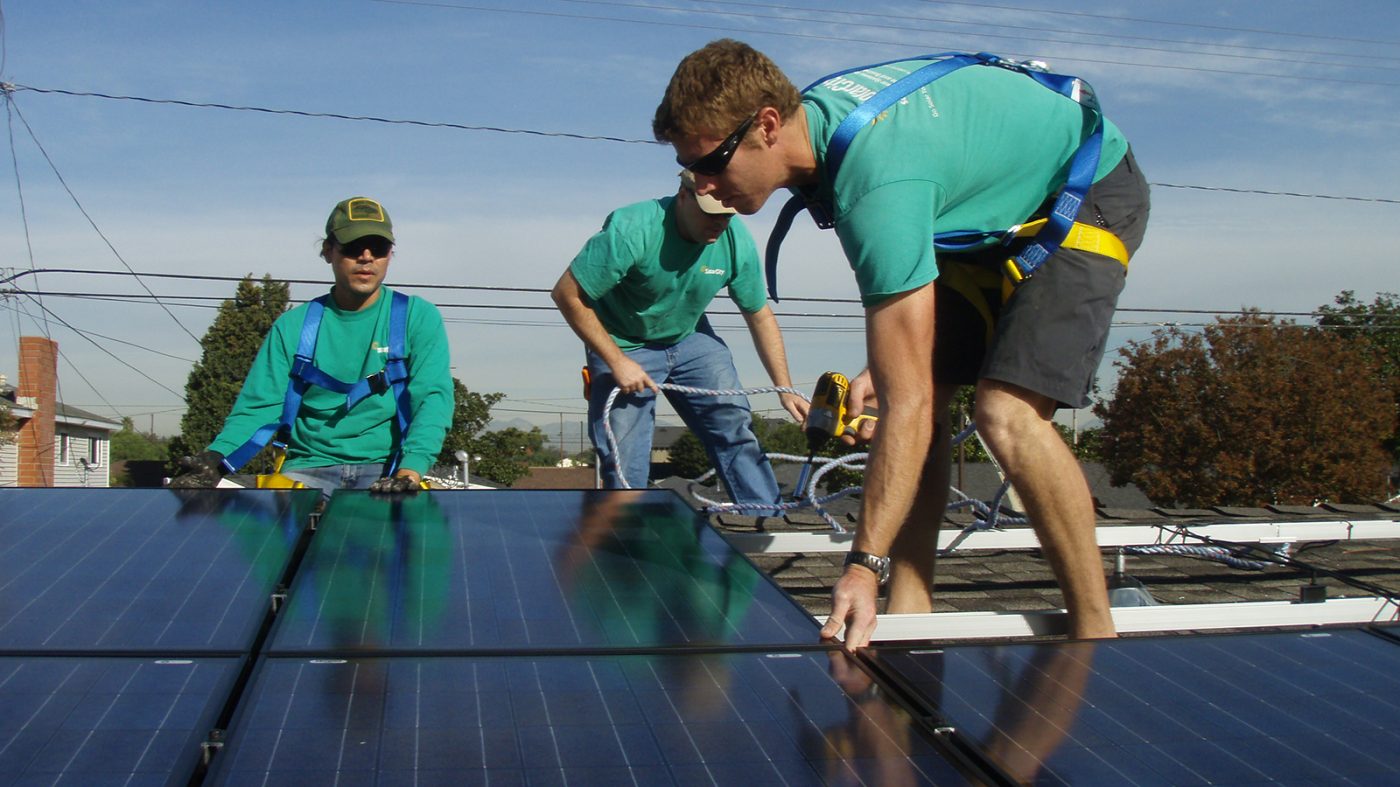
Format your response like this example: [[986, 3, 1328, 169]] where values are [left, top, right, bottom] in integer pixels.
[[1317, 290, 1400, 461], [436, 379, 502, 467], [111, 417, 168, 462], [433, 380, 544, 485], [169, 275, 289, 474], [668, 429, 711, 480], [0, 399, 14, 445], [473, 426, 545, 486], [668, 415, 809, 482], [751, 416, 808, 457], [1095, 310, 1395, 507]]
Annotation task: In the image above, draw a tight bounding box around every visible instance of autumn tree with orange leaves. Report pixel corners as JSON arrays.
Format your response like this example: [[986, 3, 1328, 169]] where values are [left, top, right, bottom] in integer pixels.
[[1095, 310, 1395, 508]]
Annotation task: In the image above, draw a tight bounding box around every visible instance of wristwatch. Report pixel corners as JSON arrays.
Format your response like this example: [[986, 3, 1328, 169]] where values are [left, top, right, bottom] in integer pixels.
[[844, 551, 891, 585]]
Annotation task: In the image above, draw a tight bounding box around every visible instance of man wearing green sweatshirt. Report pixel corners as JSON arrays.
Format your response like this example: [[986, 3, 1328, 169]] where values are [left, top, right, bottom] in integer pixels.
[[169, 197, 454, 494]]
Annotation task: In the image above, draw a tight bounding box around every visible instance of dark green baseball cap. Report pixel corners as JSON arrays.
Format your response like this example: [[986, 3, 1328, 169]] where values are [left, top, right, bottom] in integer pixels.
[[325, 196, 394, 244]]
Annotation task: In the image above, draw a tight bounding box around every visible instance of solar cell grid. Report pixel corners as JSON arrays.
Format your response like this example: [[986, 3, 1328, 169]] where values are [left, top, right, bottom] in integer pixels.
[[0, 656, 239, 786], [205, 652, 969, 785], [0, 489, 318, 654], [873, 629, 1400, 786], [268, 490, 819, 653]]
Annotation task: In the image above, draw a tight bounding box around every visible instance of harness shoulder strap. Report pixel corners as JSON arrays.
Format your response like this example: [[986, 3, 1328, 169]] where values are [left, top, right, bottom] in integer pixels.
[[224, 291, 416, 475], [765, 52, 1106, 299], [221, 296, 329, 472]]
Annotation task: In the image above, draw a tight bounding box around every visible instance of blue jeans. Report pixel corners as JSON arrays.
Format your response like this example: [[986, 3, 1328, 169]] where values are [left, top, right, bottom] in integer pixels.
[[281, 463, 385, 498], [587, 324, 780, 511]]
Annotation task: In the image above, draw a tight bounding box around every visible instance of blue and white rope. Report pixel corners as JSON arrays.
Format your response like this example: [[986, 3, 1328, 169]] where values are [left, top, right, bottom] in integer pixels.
[[601, 382, 1019, 537]]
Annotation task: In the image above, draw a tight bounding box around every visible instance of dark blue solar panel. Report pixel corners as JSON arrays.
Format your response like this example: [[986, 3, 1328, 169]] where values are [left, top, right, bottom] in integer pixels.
[[268, 490, 819, 653], [205, 651, 968, 785], [0, 656, 239, 786], [0, 489, 318, 653], [874, 629, 1400, 785]]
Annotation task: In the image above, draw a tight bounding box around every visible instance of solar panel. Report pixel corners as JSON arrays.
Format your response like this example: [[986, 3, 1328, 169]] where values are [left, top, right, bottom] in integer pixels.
[[205, 651, 969, 785], [268, 490, 819, 653], [0, 655, 239, 786], [872, 628, 1400, 785], [0, 489, 319, 653]]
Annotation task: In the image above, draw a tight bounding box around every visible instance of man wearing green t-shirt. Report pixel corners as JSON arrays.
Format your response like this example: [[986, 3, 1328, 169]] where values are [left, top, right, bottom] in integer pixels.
[[552, 171, 808, 510], [169, 196, 454, 495], [655, 41, 1150, 649]]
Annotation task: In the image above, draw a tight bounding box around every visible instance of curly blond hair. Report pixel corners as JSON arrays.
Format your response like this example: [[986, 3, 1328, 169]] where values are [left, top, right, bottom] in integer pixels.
[[653, 39, 802, 142]]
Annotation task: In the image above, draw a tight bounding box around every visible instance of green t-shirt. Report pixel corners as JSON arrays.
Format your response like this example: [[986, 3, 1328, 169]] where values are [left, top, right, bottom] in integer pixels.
[[800, 60, 1130, 306], [209, 286, 454, 475], [569, 196, 767, 350]]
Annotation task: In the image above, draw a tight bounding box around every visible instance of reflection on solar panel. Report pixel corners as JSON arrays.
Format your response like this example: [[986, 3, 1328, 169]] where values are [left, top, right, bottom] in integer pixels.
[[874, 629, 1400, 785], [0, 489, 318, 653], [206, 652, 966, 785], [269, 490, 819, 653], [0, 656, 239, 785]]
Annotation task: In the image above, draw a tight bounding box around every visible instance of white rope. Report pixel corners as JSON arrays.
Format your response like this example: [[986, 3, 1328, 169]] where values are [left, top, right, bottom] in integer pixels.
[[600, 383, 806, 490], [599, 382, 1018, 538]]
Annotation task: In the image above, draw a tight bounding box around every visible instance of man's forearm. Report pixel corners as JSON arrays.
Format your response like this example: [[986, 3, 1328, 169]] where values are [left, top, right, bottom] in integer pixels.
[[552, 272, 625, 368], [743, 307, 794, 388], [854, 285, 937, 557]]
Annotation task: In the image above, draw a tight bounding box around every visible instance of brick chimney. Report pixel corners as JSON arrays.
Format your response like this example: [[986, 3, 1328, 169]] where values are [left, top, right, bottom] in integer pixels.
[[17, 336, 57, 487]]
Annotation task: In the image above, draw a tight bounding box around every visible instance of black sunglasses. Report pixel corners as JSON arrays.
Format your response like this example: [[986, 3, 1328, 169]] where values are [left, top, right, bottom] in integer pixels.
[[676, 112, 758, 177], [337, 236, 394, 259]]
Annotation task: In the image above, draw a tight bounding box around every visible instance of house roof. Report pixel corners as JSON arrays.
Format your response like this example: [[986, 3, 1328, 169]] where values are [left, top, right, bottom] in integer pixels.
[[654, 461, 1400, 626], [2, 386, 121, 432]]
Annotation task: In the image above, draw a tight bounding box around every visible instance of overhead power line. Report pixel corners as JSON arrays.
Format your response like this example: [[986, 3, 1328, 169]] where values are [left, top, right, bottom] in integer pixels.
[[551, 0, 1400, 72], [7, 268, 1400, 332], [372, 0, 1400, 88], [2, 84, 658, 145], [2, 89, 202, 344], [916, 0, 1400, 48], [7, 85, 1398, 205], [2, 295, 186, 399]]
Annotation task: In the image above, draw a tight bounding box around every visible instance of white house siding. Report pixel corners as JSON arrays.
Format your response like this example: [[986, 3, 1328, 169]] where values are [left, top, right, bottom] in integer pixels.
[[51, 429, 111, 488], [0, 441, 16, 487]]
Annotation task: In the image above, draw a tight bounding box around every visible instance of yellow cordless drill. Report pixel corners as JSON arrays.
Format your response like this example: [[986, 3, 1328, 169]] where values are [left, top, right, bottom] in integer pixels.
[[792, 371, 878, 498]]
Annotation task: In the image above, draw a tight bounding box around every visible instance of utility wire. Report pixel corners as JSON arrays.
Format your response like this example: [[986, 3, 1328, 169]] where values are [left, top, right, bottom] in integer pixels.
[[5, 87, 51, 340], [665, 0, 1400, 64], [917, 0, 1400, 48], [373, 0, 1400, 88], [13, 294, 186, 399], [553, 0, 1400, 72], [0, 301, 196, 363], [7, 85, 1398, 205], [1, 85, 657, 145], [1152, 182, 1400, 205], [4, 91, 204, 345], [6, 269, 1399, 325], [51, 342, 126, 422]]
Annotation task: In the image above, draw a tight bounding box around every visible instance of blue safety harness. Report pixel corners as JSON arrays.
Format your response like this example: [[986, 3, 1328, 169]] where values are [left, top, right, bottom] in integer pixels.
[[221, 290, 414, 475], [765, 51, 1104, 300]]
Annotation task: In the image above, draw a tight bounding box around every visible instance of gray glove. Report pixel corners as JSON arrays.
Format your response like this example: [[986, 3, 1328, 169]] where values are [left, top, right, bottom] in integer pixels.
[[368, 474, 424, 495], [168, 450, 226, 489]]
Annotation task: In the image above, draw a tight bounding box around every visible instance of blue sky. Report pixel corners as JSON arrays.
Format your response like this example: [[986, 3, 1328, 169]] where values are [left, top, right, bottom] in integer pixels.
[[1, 0, 1397, 446]]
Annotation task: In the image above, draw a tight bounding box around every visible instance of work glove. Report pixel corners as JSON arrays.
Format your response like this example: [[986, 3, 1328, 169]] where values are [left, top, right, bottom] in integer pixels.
[[368, 474, 424, 495], [168, 450, 226, 489]]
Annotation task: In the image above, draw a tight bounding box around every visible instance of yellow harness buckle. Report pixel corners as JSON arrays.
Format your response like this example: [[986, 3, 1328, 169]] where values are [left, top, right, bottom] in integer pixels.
[[1005, 218, 1130, 278]]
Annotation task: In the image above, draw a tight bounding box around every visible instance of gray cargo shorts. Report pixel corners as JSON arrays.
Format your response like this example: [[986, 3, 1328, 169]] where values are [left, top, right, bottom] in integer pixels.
[[932, 148, 1151, 409]]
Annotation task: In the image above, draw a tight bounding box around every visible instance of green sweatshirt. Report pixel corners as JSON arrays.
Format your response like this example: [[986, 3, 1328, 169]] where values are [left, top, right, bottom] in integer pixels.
[[209, 286, 453, 476]]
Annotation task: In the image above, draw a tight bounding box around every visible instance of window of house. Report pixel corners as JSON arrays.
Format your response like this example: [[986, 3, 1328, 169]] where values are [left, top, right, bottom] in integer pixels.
[[59, 435, 71, 465], [88, 438, 102, 467]]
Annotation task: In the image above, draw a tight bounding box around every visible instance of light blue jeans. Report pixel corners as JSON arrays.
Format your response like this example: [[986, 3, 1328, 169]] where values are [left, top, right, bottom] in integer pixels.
[[281, 462, 385, 498], [587, 323, 780, 512]]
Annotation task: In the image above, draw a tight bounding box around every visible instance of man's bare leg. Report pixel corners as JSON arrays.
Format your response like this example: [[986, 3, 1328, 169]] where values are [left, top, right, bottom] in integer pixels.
[[974, 378, 1115, 639]]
